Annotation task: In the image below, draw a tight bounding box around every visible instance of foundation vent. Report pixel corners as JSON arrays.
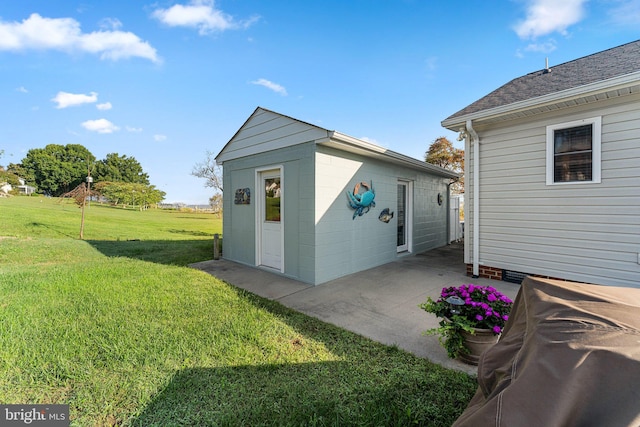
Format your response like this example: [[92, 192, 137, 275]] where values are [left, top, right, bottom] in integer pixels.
[[502, 269, 528, 284]]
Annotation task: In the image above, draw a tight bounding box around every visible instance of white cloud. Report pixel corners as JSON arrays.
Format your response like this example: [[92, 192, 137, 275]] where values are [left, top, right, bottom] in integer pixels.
[[523, 40, 557, 53], [52, 91, 98, 108], [16, 86, 28, 93], [0, 13, 159, 62], [81, 118, 119, 134], [154, 134, 167, 142], [424, 56, 438, 71], [96, 102, 112, 110], [99, 18, 123, 31], [250, 78, 287, 96], [608, 0, 640, 25], [126, 126, 143, 132], [513, 0, 586, 39], [152, 0, 259, 35]]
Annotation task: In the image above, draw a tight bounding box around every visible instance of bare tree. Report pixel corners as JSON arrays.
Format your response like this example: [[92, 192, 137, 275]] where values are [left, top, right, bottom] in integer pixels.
[[60, 182, 100, 239], [192, 150, 223, 193], [209, 193, 222, 218]]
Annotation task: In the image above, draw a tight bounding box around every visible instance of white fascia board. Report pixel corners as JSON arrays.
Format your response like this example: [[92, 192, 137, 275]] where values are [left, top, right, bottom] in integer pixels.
[[317, 131, 460, 179], [329, 131, 388, 154], [442, 71, 640, 131]]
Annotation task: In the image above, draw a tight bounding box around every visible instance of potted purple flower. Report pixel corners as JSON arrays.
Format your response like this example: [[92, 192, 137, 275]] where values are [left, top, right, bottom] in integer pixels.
[[419, 284, 513, 364]]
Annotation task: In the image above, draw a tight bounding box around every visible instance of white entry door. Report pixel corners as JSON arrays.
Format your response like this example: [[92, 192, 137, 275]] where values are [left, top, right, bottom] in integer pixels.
[[258, 169, 283, 271], [397, 180, 412, 253]]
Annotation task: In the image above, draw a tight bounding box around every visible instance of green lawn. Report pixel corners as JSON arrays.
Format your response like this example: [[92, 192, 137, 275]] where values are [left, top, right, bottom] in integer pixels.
[[0, 196, 476, 426]]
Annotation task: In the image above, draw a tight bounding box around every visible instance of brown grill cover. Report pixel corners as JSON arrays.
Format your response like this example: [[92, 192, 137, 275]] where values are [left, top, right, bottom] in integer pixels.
[[453, 277, 640, 427]]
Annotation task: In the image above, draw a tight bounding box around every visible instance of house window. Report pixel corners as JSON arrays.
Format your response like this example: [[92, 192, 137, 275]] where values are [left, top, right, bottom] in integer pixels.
[[546, 117, 601, 185]]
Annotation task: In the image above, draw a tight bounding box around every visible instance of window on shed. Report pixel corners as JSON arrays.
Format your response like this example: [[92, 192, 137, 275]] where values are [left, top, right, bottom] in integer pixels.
[[546, 117, 601, 185], [264, 177, 281, 222]]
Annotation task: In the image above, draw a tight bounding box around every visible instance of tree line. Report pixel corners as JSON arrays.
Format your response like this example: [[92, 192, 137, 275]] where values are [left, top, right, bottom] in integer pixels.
[[93, 181, 165, 209], [4, 144, 165, 205]]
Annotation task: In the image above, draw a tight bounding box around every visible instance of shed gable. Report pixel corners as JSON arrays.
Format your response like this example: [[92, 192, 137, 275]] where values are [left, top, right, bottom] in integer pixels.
[[216, 107, 329, 163]]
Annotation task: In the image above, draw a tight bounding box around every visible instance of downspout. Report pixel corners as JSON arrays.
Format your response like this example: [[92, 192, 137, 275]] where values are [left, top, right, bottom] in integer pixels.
[[446, 181, 451, 244], [446, 177, 459, 244], [466, 119, 480, 278]]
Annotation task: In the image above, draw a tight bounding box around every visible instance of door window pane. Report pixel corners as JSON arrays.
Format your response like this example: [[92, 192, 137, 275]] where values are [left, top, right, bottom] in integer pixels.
[[397, 184, 406, 247], [264, 177, 281, 222]]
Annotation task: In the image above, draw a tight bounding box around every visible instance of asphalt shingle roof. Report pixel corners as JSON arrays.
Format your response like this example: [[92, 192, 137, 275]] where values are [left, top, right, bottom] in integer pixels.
[[445, 40, 640, 121]]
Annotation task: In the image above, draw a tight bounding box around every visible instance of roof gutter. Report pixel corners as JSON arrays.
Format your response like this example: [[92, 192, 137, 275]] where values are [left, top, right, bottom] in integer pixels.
[[466, 119, 480, 278], [317, 131, 460, 179]]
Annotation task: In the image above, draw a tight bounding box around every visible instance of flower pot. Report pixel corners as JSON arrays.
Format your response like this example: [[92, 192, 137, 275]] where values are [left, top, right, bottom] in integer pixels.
[[458, 328, 500, 365], [420, 284, 513, 365]]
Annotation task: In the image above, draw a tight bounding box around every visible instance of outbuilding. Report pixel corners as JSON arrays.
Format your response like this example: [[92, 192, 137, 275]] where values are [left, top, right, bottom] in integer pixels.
[[216, 107, 459, 285], [442, 40, 640, 287]]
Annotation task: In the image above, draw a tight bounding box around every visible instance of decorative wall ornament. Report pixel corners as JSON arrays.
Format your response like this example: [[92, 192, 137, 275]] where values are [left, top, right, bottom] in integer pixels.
[[346, 180, 376, 219], [235, 188, 250, 204], [378, 208, 394, 223]]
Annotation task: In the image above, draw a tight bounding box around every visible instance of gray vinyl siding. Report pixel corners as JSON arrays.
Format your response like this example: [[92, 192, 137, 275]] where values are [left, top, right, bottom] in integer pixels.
[[221, 107, 456, 285], [222, 166, 256, 265], [469, 94, 640, 287], [221, 143, 315, 282]]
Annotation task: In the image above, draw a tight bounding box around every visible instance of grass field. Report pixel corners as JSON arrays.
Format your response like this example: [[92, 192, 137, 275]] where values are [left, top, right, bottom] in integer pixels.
[[0, 196, 476, 426]]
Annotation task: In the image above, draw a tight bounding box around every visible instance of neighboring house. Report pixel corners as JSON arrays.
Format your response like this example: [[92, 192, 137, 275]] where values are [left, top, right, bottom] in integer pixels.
[[16, 178, 36, 195], [442, 40, 640, 287], [0, 182, 11, 196], [216, 107, 459, 285], [0, 178, 35, 196]]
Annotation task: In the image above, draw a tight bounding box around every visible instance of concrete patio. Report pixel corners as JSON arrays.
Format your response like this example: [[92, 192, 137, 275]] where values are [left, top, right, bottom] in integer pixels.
[[191, 241, 520, 374]]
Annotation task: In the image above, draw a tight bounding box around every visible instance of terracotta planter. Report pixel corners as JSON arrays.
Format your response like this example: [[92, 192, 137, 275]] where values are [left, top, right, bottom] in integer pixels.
[[459, 328, 500, 365]]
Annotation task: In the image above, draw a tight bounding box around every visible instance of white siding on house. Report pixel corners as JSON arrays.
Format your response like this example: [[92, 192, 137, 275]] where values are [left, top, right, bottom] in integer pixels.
[[468, 94, 640, 287]]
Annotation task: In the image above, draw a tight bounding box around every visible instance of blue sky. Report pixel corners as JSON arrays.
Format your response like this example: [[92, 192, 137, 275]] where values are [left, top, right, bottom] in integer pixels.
[[1, 0, 638, 204]]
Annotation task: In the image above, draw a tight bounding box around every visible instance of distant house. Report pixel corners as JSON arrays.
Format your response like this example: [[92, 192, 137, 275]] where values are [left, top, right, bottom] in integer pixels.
[[0, 178, 35, 196], [216, 107, 459, 285], [442, 40, 640, 287], [17, 178, 36, 195], [0, 182, 11, 196]]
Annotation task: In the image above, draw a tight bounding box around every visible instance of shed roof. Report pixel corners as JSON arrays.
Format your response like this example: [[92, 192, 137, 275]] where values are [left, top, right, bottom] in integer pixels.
[[442, 40, 640, 130]]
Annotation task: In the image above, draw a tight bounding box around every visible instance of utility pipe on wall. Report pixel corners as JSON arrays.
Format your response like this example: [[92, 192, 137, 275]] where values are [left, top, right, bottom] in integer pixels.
[[466, 119, 480, 278]]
